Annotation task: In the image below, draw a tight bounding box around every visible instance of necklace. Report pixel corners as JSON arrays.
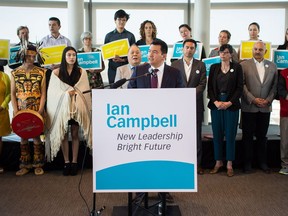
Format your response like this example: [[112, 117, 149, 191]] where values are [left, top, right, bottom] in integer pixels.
[[221, 64, 230, 73]]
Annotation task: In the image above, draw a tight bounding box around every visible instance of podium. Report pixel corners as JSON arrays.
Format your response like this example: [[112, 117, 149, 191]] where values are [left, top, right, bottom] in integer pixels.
[[91, 89, 198, 215]]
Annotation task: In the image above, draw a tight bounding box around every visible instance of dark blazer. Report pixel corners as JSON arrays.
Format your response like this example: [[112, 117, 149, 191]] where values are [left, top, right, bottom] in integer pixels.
[[208, 62, 243, 111], [128, 63, 184, 88], [171, 58, 207, 112]]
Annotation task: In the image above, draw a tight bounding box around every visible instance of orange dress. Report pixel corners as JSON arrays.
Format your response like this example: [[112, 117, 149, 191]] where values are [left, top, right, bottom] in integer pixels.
[[0, 72, 11, 136]]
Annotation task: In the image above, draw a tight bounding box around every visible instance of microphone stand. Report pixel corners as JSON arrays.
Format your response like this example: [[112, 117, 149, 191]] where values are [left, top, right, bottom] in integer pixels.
[[90, 198, 105, 216], [83, 72, 152, 94]]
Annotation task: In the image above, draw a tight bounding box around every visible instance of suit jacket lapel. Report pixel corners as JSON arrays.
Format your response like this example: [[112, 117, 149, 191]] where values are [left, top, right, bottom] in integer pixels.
[[179, 60, 188, 86], [146, 64, 152, 88], [262, 60, 270, 85], [189, 59, 198, 85], [161, 64, 169, 88]]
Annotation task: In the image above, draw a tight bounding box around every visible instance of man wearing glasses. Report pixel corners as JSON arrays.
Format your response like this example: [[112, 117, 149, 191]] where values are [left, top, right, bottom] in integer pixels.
[[104, 9, 136, 84]]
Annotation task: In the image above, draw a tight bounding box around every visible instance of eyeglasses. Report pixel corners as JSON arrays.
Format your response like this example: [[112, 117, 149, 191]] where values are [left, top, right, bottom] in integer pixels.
[[219, 51, 230, 55]]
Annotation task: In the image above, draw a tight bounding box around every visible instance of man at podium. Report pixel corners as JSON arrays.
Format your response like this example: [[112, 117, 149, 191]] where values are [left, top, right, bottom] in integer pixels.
[[128, 39, 184, 203], [128, 39, 184, 89]]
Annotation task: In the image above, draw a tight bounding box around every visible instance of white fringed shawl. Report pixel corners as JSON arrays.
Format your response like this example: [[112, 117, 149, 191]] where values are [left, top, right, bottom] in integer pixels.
[[45, 69, 92, 161]]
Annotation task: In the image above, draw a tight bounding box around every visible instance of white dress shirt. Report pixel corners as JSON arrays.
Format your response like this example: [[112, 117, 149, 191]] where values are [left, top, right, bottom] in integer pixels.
[[151, 63, 165, 88]]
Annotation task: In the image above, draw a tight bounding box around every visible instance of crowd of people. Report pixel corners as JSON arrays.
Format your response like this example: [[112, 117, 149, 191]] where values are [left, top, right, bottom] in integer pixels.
[[0, 9, 287, 182]]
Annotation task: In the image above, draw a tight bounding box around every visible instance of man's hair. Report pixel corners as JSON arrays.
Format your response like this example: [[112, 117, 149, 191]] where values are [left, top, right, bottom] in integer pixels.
[[151, 39, 168, 54], [114, 9, 130, 21], [49, 17, 61, 26], [183, 38, 197, 49], [17, 26, 29, 36]]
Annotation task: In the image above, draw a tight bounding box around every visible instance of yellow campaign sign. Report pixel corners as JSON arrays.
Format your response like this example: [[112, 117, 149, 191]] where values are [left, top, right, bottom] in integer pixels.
[[101, 38, 129, 60], [40, 44, 66, 66], [240, 40, 271, 60], [0, 39, 10, 60]]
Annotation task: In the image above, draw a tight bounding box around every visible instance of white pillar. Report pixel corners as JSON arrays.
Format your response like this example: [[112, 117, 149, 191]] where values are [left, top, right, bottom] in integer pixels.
[[68, 0, 84, 49], [285, 6, 288, 30], [194, 0, 210, 125]]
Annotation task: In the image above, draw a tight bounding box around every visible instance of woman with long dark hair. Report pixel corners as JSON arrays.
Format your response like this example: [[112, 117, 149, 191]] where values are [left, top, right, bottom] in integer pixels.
[[45, 46, 92, 176]]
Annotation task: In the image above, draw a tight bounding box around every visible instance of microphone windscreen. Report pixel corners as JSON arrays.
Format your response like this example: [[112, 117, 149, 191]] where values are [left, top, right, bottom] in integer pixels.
[[111, 78, 127, 89], [148, 67, 153, 74]]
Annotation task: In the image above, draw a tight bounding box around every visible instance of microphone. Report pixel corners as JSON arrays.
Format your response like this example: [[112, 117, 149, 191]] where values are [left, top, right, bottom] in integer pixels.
[[149, 67, 158, 77], [112, 70, 152, 88], [82, 67, 153, 92], [148, 67, 153, 74], [111, 78, 127, 89]]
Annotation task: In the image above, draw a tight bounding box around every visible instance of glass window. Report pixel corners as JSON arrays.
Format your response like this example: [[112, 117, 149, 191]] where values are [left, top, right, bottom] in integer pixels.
[[210, 9, 285, 46], [95, 9, 184, 45], [0, 6, 68, 44]]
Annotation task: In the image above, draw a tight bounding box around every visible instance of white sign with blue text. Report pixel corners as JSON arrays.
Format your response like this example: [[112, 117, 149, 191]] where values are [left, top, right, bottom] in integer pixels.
[[172, 42, 202, 60], [202, 56, 221, 76], [77, 52, 102, 70], [273, 50, 288, 70], [92, 89, 197, 193], [139, 45, 149, 63], [9, 46, 21, 66]]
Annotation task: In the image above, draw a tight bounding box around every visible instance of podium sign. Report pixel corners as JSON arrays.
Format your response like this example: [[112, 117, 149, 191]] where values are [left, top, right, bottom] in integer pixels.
[[92, 89, 197, 193]]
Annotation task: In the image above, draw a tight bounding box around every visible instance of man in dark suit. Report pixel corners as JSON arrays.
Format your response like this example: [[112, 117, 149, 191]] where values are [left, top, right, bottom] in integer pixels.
[[128, 39, 184, 88], [128, 39, 184, 203], [171, 39, 207, 174], [241, 41, 278, 173]]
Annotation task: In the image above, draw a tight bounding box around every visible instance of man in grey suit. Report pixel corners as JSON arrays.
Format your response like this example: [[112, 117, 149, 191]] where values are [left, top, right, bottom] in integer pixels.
[[171, 39, 207, 174], [115, 44, 142, 88], [241, 41, 278, 173]]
